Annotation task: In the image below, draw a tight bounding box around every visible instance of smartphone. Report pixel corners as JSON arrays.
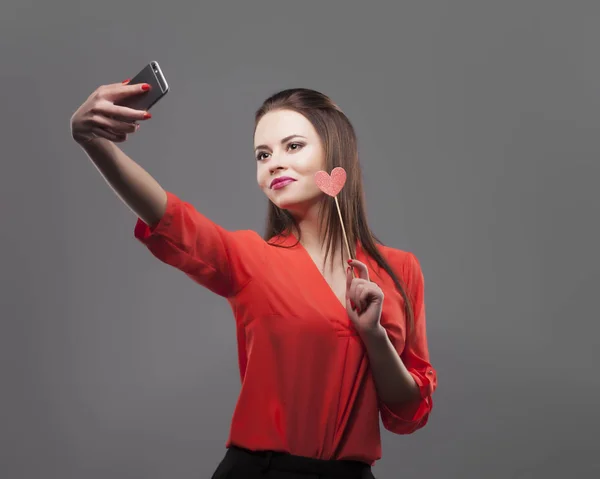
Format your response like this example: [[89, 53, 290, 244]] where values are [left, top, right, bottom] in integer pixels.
[[117, 61, 169, 111]]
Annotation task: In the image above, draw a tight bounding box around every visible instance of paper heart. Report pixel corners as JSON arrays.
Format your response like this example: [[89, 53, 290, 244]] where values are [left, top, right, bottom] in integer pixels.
[[314, 167, 347, 197]]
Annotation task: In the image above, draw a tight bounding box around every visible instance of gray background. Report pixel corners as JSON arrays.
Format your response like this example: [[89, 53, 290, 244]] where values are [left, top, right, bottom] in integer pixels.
[[1, 1, 598, 478]]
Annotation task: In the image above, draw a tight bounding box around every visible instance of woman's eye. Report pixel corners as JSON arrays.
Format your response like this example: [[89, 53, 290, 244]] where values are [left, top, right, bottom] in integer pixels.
[[257, 143, 303, 160]]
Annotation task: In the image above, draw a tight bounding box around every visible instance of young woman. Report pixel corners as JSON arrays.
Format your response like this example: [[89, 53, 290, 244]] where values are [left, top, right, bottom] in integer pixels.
[[70, 82, 437, 479]]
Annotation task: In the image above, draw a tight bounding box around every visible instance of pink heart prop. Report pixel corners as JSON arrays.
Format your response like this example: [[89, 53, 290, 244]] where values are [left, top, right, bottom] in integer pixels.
[[314, 167, 347, 197]]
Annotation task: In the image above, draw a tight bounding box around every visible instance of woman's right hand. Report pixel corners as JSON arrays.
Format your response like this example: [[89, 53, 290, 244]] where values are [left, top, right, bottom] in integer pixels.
[[70, 80, 153, 145]]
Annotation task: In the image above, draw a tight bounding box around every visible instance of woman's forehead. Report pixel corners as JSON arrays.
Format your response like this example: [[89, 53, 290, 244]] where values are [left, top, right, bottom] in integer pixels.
[[254, 110, 315, 146]]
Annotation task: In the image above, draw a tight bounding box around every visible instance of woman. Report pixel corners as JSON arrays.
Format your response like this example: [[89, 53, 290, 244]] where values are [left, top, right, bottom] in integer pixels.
[[70, 81, 437, 479]]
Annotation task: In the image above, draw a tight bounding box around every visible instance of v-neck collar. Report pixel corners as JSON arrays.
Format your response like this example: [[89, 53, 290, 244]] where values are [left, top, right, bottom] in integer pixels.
[[268, 232, 363, 315]]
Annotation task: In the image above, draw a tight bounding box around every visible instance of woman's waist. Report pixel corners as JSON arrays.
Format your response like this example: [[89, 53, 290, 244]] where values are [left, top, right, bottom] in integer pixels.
[[222, 444, 374, 478]]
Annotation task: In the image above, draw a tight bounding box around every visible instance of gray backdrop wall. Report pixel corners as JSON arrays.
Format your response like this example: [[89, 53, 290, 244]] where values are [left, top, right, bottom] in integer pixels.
[[2, 1, 598, 478]]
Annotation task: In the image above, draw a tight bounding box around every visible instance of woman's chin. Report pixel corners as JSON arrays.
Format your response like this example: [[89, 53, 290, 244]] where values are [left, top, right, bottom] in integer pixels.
[[271, 198, 298, 212], [276, 201, 317, 218], [275, 202, 296, 212], [270, 194, 295, 209], [270, 193, 321, 215]]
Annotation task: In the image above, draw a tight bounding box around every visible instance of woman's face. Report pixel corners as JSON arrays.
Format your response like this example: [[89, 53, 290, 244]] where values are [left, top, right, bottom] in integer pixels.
[[254, 109, 326, 215]]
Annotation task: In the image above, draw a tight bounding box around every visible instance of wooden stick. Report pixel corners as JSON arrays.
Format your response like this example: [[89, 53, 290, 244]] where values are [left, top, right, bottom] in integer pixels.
[[334, 196, 356, 278]]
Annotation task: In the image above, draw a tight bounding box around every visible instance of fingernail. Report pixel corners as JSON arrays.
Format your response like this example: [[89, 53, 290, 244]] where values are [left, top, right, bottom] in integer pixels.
[[143, 112, 152, 119], [122, 78, 131, 84], [350, 300, 356, 310], [347, 259, 352, 264], [141, 83, 151, 91]]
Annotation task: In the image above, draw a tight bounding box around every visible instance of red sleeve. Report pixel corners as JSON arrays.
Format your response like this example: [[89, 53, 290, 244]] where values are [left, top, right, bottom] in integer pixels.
[[134, 191, 264, 298], [379, 252, 437, 434]]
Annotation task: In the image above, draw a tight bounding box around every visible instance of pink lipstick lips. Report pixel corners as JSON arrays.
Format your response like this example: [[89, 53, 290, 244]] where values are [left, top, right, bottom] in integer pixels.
[[270, 176, 297, 190]]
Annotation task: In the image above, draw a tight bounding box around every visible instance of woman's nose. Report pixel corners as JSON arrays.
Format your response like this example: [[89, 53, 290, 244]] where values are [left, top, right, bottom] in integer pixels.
[[268, 155, 286, 174], [269, 164, 285, 175]]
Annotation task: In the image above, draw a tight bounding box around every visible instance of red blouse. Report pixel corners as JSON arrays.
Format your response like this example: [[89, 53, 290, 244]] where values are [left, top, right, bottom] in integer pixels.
[[134, 191, 437, 465]]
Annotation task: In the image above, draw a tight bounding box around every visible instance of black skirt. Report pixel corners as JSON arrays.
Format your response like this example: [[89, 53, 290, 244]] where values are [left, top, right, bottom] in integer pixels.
[[211, 445, 376, 479]]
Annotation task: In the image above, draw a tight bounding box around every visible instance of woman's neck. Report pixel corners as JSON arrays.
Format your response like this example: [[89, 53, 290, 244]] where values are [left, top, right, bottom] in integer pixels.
[[292, 202, 349, 272], [292, 201, 324, 252], [296, 221, 323, 253]]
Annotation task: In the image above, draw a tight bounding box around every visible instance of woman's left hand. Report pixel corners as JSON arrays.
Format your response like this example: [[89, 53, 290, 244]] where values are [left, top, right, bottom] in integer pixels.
[[346, 259, 384, 336]]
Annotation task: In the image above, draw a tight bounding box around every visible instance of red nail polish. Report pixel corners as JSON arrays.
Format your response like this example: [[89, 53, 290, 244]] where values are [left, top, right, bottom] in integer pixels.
[[347, 259, 352, 264], [122, 78, 131, 84], [350, 300, 356, 310], [141, 83, 151, 91], [143, 112, 152, 119]]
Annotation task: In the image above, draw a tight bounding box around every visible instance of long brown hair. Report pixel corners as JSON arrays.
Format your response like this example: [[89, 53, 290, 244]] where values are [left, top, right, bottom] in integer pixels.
[[254, 88, 414, 335]]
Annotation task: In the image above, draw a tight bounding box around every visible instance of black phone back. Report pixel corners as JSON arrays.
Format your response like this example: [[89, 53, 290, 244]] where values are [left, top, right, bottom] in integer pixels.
[[117, 61, 169, 111]]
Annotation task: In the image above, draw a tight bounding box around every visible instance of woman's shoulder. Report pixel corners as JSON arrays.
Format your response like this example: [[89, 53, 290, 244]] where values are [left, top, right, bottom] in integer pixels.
[[371, 243, 425, 287], [375, 243, 420, 268]]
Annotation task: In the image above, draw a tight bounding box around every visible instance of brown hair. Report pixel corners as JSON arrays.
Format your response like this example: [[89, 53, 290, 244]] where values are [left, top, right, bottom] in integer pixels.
[[254, 88, 414, 335]]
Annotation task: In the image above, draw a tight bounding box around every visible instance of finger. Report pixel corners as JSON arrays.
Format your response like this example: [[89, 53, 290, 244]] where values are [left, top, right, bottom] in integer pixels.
[[349, 277, 369, 292], [98, 82, 152, 102], [357, 285, 373, 311], [89, 114, 138, 134], [349, 278, 365, 313], [101, 101, 152, 122], [89, 126, 127, 143], [346, 296, 358, 319], [92, 97, 150, 122], [364, 283, 384, 308], [346, 267, 357, 311], [346, 266, 353, 292], [348, 259, 369, 281], [354, 283, 368, 312], [349, 278, 358, 303]]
